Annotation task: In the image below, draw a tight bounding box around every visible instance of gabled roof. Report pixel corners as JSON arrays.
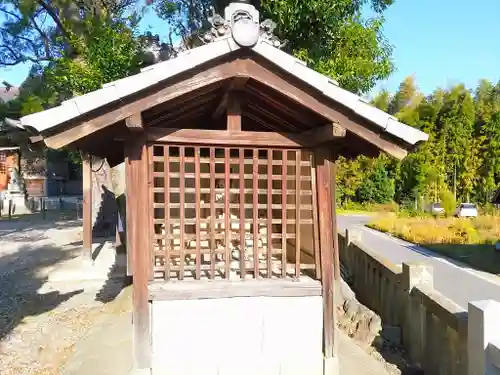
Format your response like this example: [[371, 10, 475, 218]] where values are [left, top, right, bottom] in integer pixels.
[[21, 36, 427, 149]]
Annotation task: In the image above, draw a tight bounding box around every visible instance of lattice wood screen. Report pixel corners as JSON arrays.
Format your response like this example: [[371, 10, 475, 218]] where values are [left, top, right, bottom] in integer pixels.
[[150, 144, 319, 281]]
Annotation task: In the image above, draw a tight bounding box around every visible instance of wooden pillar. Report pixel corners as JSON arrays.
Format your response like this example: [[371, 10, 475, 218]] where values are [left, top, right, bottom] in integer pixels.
[[82, 154, 92, 261], [315, 147, 339, 361], [125, 134, 151, 369], [227, 94, 241, 131]]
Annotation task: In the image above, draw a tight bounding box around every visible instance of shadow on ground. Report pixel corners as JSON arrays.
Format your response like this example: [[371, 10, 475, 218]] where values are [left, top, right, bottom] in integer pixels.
[[0, 244, 82, 341], [0, 211, 82, 237], [95, 246, 131, 303], [421, 243, 499, 275]]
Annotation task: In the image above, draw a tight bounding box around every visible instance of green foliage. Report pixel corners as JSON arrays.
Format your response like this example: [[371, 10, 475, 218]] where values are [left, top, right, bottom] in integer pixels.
[[0, 0, 139, 66], [151, 0, 396, 94], [439, 189, 456, 217], [340, 77, 500, 208], [260, 0, 394, 94], [371, 89, 390, 111], [46, 17, 143, 97], [357, 162, 395, 204]]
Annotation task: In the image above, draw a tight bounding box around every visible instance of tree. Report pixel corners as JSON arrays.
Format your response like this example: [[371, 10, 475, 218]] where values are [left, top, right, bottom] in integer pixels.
[[0, 0, 138, 66], [371, 89, 391, 112], [357, 162, 395, 204], [439, 189, 456, 217], [436, 85, 476, 201], [151, 0, 396, 94], [259, 0, 395, 93], [389, 75, 418, 115]]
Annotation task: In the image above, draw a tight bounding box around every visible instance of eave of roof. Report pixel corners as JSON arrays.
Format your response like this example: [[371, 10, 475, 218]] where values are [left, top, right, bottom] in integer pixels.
[[20, 36, 428, 149]]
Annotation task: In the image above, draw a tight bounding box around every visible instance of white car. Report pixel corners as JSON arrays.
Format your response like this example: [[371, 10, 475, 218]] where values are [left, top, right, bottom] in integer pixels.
[[427, 202, 445, 215], [455, 203, 478, 218]]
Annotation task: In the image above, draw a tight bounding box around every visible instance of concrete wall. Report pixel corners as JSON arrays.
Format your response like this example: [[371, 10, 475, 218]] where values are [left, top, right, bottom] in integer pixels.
[[468, 300, 500, 375], [150, 293, 323, 375], [340, 229, 500, 375], [339, 230, 467, 375]]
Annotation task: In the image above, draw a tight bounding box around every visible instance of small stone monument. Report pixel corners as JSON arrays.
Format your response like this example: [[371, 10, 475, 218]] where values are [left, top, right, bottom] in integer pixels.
[[7, 166, 23, 193], [3, 166, 30, 215]]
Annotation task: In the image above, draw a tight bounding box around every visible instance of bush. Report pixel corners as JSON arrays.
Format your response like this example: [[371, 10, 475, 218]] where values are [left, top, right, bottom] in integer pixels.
[[339, 200, 399, 213], [439, 189, 456, 217], [357, 164, 395, 204]]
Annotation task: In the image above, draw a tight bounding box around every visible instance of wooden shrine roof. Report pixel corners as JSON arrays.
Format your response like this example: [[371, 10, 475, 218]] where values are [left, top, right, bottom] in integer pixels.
[[18, 23, 428, 165]]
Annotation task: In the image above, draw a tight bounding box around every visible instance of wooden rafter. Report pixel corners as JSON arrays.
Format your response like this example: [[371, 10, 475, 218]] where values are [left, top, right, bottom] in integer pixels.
[[244, 83, 318, 128], [239, 58, 408, 159], [246, 101, 301, 132], [125, 113, 144, 132]]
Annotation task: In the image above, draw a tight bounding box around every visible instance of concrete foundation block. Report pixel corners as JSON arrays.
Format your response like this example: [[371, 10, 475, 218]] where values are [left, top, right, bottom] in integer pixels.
[[128, 368, 151, 375], [151, 289, 323, 375], [323, 356, 339, 375]]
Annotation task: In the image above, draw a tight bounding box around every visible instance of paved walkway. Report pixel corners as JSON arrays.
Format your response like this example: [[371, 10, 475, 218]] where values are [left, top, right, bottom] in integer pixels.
[[338, 214, 500, 309]]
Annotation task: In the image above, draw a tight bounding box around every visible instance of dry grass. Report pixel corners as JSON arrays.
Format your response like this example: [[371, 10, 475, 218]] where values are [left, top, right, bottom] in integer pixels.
[[369, 213, 500, 274], [369, 214, 499, 245]]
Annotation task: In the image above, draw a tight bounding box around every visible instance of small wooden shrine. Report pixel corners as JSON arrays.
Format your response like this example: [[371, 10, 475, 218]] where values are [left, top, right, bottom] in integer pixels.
[[20, 2, 428, 374]]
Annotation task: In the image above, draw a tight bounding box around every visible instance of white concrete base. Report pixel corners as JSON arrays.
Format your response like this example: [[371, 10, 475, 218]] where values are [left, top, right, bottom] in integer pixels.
[[323, 356, 340, 375], [1, 193, 31, 215], [151, 294, 323, 375], [128, 369, 152, 375], [48, 241, 126, 282]]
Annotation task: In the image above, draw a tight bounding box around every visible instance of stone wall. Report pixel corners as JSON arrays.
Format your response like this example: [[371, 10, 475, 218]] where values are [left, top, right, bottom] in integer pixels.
[[339, 229, 468, 375]]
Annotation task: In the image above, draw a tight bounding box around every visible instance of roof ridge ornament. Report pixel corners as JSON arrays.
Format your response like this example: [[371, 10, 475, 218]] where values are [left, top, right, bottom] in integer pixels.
[[201, 2, 286, 49]]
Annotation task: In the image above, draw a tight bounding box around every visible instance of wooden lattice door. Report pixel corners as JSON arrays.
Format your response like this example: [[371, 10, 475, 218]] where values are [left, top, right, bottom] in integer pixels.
[[150, 144, 320, 281]]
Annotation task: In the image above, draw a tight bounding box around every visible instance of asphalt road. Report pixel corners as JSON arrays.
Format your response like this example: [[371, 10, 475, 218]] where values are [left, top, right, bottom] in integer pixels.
[[338, 214, 500, 309]]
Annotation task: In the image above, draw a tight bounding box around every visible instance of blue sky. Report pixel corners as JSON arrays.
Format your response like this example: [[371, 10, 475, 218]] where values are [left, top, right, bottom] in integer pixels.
[[1, 0, 500, 96], [372, 0, 500, 95]]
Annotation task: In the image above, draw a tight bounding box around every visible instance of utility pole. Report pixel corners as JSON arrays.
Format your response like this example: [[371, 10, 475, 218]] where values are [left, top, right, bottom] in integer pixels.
[[453, 162, 457, 201]]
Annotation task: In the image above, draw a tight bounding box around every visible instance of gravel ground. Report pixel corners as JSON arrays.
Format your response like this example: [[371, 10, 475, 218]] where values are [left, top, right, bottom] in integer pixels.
[[0, 213, 127, 375]]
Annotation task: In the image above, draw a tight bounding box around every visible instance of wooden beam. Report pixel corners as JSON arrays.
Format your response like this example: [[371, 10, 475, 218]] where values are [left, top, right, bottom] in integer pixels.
[[240, 59, 408, 159], [125, 113, 144, 132], [315, 146, 337, 359], [146, 128, 304, 148], [299, 123, 346, 147], [125, 134, 151, 369], [82, 154, 92, 261], [43, 62, 236, 149], [29, 134, 44, 143], [227, 94, 241, 131], [211, 76, 249, 121]]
